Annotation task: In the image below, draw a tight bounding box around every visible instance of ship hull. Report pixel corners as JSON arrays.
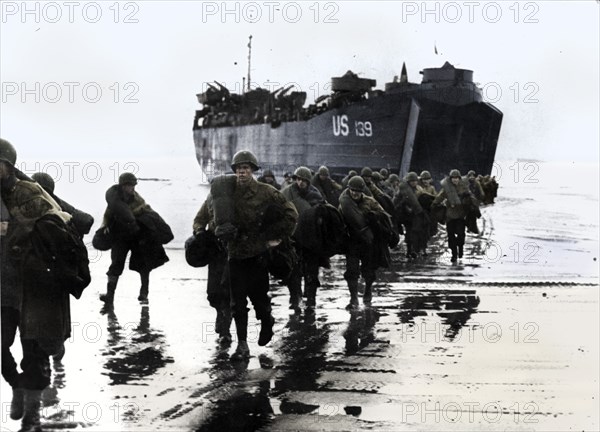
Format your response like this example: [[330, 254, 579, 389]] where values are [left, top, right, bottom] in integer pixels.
[[194, 93, 502, 183]]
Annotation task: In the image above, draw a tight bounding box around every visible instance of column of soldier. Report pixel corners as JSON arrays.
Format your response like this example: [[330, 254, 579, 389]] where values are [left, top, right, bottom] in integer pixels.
[[187, 150, 498, 361], [1, 138, 498, 431]]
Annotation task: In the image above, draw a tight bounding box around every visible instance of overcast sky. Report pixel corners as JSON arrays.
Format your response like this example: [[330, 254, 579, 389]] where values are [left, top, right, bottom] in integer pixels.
[[1, 1, 598, 164]]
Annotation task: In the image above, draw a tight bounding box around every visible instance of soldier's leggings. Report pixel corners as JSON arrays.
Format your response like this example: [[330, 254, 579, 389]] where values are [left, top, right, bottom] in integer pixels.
[[107, 238, 134, 276], [446, 219, 466, 249], [229, 254, 272, 342], [19, 339, 51, 390], [1, 306, 20, 388], [207, 250, 230, 308], [344, 243, 376, 286]]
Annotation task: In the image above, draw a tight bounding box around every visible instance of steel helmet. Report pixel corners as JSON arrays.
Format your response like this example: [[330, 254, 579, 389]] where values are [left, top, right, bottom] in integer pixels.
[[318, 165, 330, 176], [0, 138, 17, 166], [419, 170, 432, 180], [119, 172, 138, 186], [348, 176, 366, 191], [293, 166, 312, 182], [372, 171, 382, 182], [360, 167, 373, 177], [405, 172, 419, 182], [380, 168, 389, 178], [348, 170, 358, 177], [388, 174, 400, 183], [262, 168, 275, 178], [32, 172, 55, 194], [467, 170, 476, 177], [231, 150, 260, 172], [449, 169, 461, 178]]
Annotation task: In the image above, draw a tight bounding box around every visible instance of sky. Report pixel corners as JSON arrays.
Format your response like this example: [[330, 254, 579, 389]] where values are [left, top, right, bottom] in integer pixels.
[[1, 1, 599, 166]]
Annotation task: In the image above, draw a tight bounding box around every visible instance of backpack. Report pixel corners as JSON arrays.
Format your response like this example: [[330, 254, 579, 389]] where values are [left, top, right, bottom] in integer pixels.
[[29, 214, 91, 299]]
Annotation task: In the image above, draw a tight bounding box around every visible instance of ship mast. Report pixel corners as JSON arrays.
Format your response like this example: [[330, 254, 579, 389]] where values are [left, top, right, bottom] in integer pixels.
[[247, 35, 252, 92]]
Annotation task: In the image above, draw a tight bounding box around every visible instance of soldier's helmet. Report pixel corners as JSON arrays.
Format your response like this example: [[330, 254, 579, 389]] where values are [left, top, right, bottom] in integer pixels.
[[32, 172, 55, 194], [380, 168, 389, 178], [348, 170, 358, 177], [467, 170, 476, 178], [449, 169, 461, 178], [405, 172, 419, 182], [318, 165, 330, 176], [361, 167, 373, 177], [419, 170, 432, 180], [119, 172, 138, 186], [293, 166, 312, 183], [262, 168, 275, 178], [348, 176, 366, 191], [0, 138, 17, 166], [388, 174, 400, 183], [231, 150, 260, 172], [372, 172, 382, 182]]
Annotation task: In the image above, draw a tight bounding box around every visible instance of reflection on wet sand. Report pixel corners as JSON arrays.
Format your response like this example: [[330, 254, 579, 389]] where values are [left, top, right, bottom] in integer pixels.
[[102, 306, 174, 385], [397, 288, 481, 341], [343, 308, 380, 355]]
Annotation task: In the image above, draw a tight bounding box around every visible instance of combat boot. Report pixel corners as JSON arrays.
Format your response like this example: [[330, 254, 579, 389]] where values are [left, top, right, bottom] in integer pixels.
[[216, 308, 232, 345], [10, 387, 24, 420], [21, 389, 42, 432], [138, 272, 149, 302], [258, 315, 275, 346], [458, 245, 464, 259], [99, 275, 118, 305], [363, 281, 373, 306], [450, 246, 458, 263], [345, 280, 359, 310], [305, 283, 317, 310]]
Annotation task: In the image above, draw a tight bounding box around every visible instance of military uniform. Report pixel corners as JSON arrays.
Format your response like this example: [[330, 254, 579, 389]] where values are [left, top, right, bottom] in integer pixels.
[[311, 166, 342, 207], [394, 173, 429, 257], [193, 194, 231, 342], [339, 177, 390, 308], [283, 167, 325, 309], [433, 170, 473, 261], [215, 152, 297, 360], [1, 141, 74, 431], [100, 174, 169, 304]]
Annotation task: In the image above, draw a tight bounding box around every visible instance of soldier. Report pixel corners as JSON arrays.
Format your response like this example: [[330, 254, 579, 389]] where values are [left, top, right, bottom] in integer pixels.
[[31, 172, 94, 238], [394, 172, 429, 258], [480, 175, 499, 204], [465, 170, 485, 201], [215, 150, 297, 360], [341, 169, 358, 188], [311, 165, 342, 207], [339, 176, 392, 309], [432, 169, 473, 262], [379, 168, 389, 182], [257, 168, 282, 190], [418, 170, 437, 195], [386, 174, 401, 196], [372, 171, 394, 198], [0, 139, 23, 423], [282, 171, 293, 187], [1, 138, 80, 431], [283, 166, 325, 310], [193, 194, 232, 344], [99, 173, 170, 305], [416, 170, 439, 238]]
